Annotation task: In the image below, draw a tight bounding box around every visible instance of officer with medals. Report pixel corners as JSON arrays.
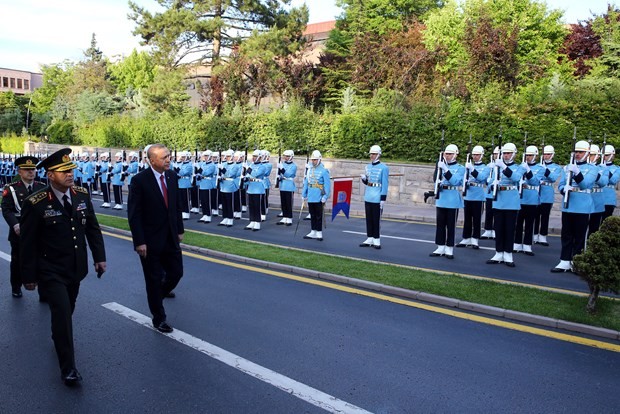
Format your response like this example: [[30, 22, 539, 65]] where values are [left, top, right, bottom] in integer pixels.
[[276, 150, 298, 226], [218, 149, 240, 227], [552, 140, 599, 272], [429, 144, 465, 259], [302, 150, 331, 241], [486, 143, 524, 267], [19, 148, 106, 386], [602, 145, 619, 221], [359, 145, 389, 249], [587, 144, 608, 236], [533, 145, 562, 246], [244, 150, 267, 231], [457, 145, 490, 249], [514, 145, 545, 256], [1, 156, 46, 298]]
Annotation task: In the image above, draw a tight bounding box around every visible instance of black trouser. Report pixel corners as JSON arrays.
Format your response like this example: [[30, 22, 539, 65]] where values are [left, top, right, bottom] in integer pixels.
[[308, 202, 323, 231], [139, 238, 183, 324], [602, 205, 615, 222], [113, 184, 123, 205], [220, 192, 233, 219], [462, 200, 483, 239], [560, 212, 590, 261], [9, 239, 22, 291], [233, 190, 241, 214], [101, 181, 110, 202], [39, 279, 80, 375], [190, 186, 199, 209], [179, 188, 190, 213], [261, 189, 269, 215], [483, 198, 494, 231], [493, 209, 518, 253], [199, 189, 212, 215], [435, 207, 458, 247], [241, 188, 247, 207], [280, 191, 294, 219], [365, 202, 381, 238], [534, 203, 553, 236], [588, 212, 603, 237], [210, 188, 218, 212], [248, 194, 262, 222], [82, 181, 92, 197], [515, 204, 537, 245]]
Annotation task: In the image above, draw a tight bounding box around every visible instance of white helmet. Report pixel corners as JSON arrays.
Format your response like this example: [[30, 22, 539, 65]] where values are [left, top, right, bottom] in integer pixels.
[[502, 143, 517, 153], [575, 140, 590, 152], [543, 145, 555, 154], [472, 145, 484, 155], [202, 150, 212, 157], [604, 144, 615, 155], [444, 144, 459, 154], [211, 151, 220, 159], [369, 145, 382, 155], [283, 149, 294, 157], [115, 151, 123, 158], [252, 149, 262, 158], [525, 145, 538, 155], [223, 149, 234, 158], [100, 152, 109, 159], [589, 144, 600, 155], [261, 150, 270, 158], [81, 152, 89, 158], [310, 150, 322, 160], [493, 146, 500, 155]]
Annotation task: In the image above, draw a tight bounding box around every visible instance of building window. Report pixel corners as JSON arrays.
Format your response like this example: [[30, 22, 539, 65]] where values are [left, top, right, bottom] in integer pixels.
[[10, 78, 15, 88], [17, 79, 23, 89], [2, 77, 7, 87], [24, 79, 30, 89]]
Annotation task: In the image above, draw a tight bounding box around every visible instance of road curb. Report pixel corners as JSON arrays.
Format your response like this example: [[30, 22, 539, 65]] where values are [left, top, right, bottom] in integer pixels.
[[102, 225, 620, 342]]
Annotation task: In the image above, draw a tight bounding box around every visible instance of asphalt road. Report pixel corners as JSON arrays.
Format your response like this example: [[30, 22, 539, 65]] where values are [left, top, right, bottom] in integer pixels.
[[1, 231, 619, 413]]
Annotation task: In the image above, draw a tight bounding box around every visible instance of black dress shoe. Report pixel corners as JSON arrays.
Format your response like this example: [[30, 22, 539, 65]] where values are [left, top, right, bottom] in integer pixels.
[[486, 259, 501, 264], [165, 291, 176, 298], [12, 289, 22, 298], [252, 228, 260, 231], [154, 321, 173, 333], [429, 252, 444, 257], [539, 242, 549, 247], [445, 254, 454, 259], [550, 267, 570, 273], [276, 221, 285, 225], [316, 238, 323, 241], [62, 368, 82, 386], [373, 245, 381, 250], [472, 245, 480, 250], [524, 251, 535, 256], [285, 223, 292, 226], [505, 262, 516, 267], [455, 244, 467, 248], [359, 243, 371, 247]]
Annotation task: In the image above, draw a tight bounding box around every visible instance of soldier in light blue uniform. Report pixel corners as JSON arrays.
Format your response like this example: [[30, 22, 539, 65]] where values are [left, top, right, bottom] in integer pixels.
[[481, 146, 500, 239], [514, 145, 545, 256], [486, 143, 524, 267], [245, 150, 267, 231], [359, 145, 389, 249], [587, 144, 609, 236], [80, 152, 95, 196], [302, 150, 331, 241], [261, 150, 272, 220], [197, 151, 217, 223], [533, 145, 562, 247], [98, 152, 111, 208], [552, 140, 599, 272], [429, 144, 465, 259], [125, 151, 139, 188], [73, 153, 83, 187], [457, 145, 490, 249], [276, 150, 298, 226], [175, 151, 193, 220], [37, 155, 48, 185], [217, 150, 241, 227], [602, 144, 619, 221], [110, 151, 126, 210]]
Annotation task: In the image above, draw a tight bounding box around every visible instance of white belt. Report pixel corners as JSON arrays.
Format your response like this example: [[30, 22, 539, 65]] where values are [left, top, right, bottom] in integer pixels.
[[591, 188, 603, 193], [499, 185, 518, 191], [570, 188, 591, 194], [523, 185, 540, 191], [367, 182, 381, 187], [540, 182, 553, 186], [441, 185, 460, 190], [467, 182, 484, 187]]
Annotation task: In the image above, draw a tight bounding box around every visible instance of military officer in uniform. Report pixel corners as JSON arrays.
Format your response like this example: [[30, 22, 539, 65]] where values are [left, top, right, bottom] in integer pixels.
[[481, 146, 500, 239], [533, 145, 562, 246], [587, 144, 608, 236], [457, 145, 490, 249], [602, 145, 619, 221], [244, 150, 267, 231], [276, 150, 297, 226], [1, 156, 46, 298], [302, 150, 331, 241], [218, 149, 241, 227], [19, 148, 106, 386], [359, 145, 389, 249]]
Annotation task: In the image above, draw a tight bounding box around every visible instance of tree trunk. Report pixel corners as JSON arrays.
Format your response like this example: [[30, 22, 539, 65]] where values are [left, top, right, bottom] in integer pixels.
[[586, 284, 600, 313]]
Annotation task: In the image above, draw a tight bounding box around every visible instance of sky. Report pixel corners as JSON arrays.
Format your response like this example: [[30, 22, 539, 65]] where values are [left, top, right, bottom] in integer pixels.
[[0, 0, 616, 74]]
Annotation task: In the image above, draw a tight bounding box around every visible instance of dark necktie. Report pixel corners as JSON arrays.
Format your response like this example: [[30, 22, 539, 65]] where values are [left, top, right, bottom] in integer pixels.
[[160, 174, 168, 208], [27, 185, 32, 194], [62, 194, 72, 215]]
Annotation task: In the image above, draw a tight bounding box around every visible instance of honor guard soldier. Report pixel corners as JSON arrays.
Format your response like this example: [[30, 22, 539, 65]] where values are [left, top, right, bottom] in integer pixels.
[[19, 148, 106, 386], [276, 150, 298, 226], [1, 156, 46, 298], [210, 151, 221, 216], [232, 151, 245, 219], [587, 144, 608, 236], [359, 145, 389, 249], [552, 140, 599, 272], [245, 150, 267, 231], [197, 151, 216, 223], [80, 152, 95, 196], [126, 151, 139, 188], [90, 153, 99, 194], [513, 145, 545, 256], [429, 144, 465, 259], [98, 152, 111, 207], [73, 154, 83, 187], [110, 152, 126, 210], [533, 145, 562, 246], [486, 143, 524, 267], [218, 149, 241, 227], [457, 145, 490, 249], [602, 145, 619, 221], [302, 150, 331, 241], [175, 151, 193, 220], [481, 146, 500, 239], [261, 150, 272, 220]]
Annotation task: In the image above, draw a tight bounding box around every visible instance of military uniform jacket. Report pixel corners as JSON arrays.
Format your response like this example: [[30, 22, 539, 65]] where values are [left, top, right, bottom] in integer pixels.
[[262, 162, 273, 190], [491, 162, 524, 211], [559, 161, 598, 214], [126, 161, 139, 185], [603, 163, 619, 206], [2, 180, 46, 242], [219, 162, 241, 193], [302, 163, 331, 203], [436, 162, 465, 209], [590, 164, 608, 213], [362, 161, 389, 203], [279, 161, 297, 192], [111, 162, 124, 186], [197, 162, 217, 190], [520, 163, 544, 206], [464, 162, 490, 202], [246, 162, 267, 194], [19, 186, 106, 285], [539, 161, 562, 204], [177, 162, 193, 189]]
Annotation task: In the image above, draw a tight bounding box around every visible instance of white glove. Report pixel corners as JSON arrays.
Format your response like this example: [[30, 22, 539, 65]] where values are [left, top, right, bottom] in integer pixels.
[[568, 163, 580, 175], [465, 162, 474, 172], [437, 161, 447, 171], [277, 163, 283, 169], [321, 196, 327, 203], [495, 158, 506, 169], [380, 200, 385, 209], [360, 174, 367, 181], [13, 223, 20, 236], [521, 162, 530, 173]]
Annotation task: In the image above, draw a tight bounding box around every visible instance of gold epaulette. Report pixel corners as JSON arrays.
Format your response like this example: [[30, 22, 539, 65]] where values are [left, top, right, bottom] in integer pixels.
[[29, 191, 48, 205], [73, 185, 89, 194]]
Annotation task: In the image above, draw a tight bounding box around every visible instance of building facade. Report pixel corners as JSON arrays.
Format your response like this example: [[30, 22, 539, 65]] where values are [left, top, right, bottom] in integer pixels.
[[0, 67, 43, 95]]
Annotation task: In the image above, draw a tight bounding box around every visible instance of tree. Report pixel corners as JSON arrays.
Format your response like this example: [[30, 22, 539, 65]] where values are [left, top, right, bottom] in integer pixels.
[[108, 50, 157, 94], [588, 5, 620, 78], [31, 62, 74, 114], [141, 67, 190, 114], [572, 216, 620, 313], [65, 34, 114, 97], [561, 21, 603, 78]]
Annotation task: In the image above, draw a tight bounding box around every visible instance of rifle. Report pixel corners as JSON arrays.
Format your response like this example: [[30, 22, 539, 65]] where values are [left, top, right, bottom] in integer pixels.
[[275, 142, 282, 189], [294, 198, 306, 238], [462, 133, 473, 197], [563, 127, 578, 209], [433, 130, 445, 200], [519, 132, 528, 198], [539, 136, 545, 167], [492, 128, 503, 201], [600, 134, 607, 166]]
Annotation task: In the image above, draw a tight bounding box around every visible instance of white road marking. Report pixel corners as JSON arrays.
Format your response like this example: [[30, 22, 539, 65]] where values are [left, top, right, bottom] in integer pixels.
[[102, 302, 373, 414], [0, 250, 11, 261], [342, 230, 495, 251]]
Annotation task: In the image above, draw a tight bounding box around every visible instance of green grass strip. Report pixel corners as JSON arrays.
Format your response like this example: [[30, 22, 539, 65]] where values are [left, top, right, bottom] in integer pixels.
[[98, 214, 620, 332]]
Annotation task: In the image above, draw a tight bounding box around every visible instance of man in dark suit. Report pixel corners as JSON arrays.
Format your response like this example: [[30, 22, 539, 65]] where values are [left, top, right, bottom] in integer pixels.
[[20, 148, 106, 386], [128, 143, 184, 333], [1, 155, 46, 298]]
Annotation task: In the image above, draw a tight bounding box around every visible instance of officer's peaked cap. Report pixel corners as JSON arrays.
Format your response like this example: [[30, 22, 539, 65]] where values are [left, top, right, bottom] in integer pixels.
[[36, 148, 77, 172]]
